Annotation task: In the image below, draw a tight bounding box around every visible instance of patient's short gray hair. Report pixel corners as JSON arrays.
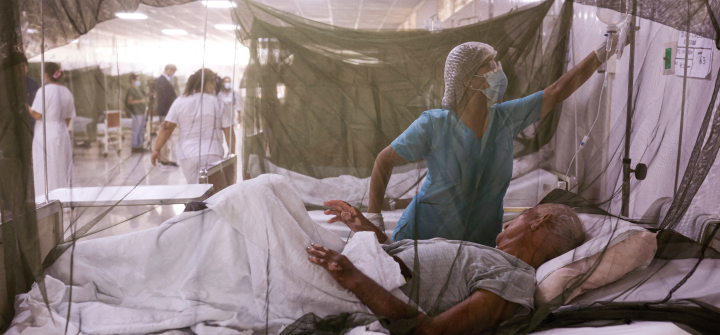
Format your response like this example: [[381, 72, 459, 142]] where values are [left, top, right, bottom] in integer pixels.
[[538, 204, 585, 258]]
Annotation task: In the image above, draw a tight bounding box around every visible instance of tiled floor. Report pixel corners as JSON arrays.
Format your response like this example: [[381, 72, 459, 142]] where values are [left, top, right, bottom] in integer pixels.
[[62, 127, 241, 242]]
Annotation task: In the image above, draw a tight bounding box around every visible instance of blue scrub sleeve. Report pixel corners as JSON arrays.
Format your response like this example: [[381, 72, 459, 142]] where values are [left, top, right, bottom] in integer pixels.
[[391, 111, 434, 162], [497, 90, 544, 137]]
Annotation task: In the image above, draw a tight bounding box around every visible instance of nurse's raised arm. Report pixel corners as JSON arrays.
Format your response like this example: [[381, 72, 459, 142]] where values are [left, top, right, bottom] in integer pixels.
[[540, 26, 636, 118]]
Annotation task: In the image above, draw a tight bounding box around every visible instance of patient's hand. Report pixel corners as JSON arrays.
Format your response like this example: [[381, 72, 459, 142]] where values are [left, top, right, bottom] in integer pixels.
[[307, 243, 360, 290], [323, 200, 376, 233]]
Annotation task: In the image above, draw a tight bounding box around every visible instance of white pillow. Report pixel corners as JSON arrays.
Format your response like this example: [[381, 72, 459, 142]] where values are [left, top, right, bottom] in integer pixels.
[[535, 214, 657, 305]]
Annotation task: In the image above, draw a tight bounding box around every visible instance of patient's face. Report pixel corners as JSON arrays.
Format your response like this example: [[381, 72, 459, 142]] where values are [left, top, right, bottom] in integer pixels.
[[495, 207, 536, 248]]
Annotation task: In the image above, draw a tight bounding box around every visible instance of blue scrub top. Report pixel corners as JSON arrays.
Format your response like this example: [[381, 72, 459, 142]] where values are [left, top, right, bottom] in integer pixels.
[[391, 91, 544, 246]]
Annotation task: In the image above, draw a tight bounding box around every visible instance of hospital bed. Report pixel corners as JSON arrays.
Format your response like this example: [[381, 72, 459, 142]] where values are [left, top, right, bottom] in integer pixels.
[[206, 154, 238, 195], [72, 116, 94, 146], [32, 184, 213, 261], [13, 177, 719, 335], [97, 110, 123, 157], [34, 184, 213, 208]]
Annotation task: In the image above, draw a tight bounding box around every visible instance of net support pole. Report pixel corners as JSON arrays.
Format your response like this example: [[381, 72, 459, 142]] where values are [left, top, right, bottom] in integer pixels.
[[40, 0, 48, 204], [621, 2, 637, 217], [675, 2, 691, 194]]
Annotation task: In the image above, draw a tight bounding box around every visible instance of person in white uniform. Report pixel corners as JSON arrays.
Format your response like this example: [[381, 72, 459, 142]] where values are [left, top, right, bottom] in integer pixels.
[[217, 76, 243, 121], [216, 76, 241, 155], [151, 69, 233, 183], [28, 62, 75, 195]]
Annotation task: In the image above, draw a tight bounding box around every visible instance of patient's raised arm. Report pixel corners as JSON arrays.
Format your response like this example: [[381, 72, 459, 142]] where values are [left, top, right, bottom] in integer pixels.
[[324, 200, 388, 244]]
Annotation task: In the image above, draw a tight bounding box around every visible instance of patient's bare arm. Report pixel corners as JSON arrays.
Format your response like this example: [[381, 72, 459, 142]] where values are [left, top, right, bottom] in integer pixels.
[[307, 244, 516, 335]]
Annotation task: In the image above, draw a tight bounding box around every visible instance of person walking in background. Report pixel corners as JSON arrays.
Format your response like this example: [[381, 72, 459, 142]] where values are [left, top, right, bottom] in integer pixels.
[[217, 76, 243, 124], [126, 73, 147, 153], [15, 53, 40, 137], [217, 76, 243, 155], [151, 69, 233, 183], [28, 62, 75, 195], [156, 64, 178, 165]]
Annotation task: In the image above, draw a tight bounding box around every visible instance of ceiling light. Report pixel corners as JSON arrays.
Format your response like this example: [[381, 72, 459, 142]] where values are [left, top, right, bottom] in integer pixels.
[[26, 28, 38, 34], [162, 29, 188, 36], [214, 24, 239, 30], [115, 13, 148, 20], [202, 1, 237, 8]]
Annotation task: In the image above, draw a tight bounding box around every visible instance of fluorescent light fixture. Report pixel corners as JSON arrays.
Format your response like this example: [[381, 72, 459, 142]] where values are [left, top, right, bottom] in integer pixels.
[[115, 12, 148, 20], [162, 29, 188, 36], [26, 28, 38, 34], [214, 24, 239, 30], [202, 1, 237, 8]]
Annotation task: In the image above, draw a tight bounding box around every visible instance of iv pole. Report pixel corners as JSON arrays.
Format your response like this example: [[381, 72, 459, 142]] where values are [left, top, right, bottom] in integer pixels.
[[621, 0, 647, 216]]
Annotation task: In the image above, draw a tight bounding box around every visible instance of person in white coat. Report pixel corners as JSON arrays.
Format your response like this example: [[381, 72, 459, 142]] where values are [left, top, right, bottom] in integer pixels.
[[29, 62, 75, 196], [151, 68, 233, 183]]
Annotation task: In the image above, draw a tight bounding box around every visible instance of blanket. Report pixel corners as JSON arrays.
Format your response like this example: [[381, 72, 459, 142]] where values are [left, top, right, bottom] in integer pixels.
[[8, 175, 406, 334]]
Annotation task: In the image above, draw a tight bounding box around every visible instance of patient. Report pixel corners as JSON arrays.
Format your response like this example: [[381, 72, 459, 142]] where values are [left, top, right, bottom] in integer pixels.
[[313, 201, 584, 334], [9, 175, 583, 334]]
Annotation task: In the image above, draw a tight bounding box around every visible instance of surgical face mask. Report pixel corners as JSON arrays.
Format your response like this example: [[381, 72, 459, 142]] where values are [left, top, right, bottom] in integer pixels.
[[135, 80, 141, 87], [469, 62, 508, 103], [224, 82, 231, 90]]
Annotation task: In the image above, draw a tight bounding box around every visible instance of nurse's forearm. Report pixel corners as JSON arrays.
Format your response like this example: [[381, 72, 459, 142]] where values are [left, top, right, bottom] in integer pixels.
[[154, 121, 176, 152], [28, 107, 42, 120], [368, 146, 401, 213], [540, 51, 602, 118]]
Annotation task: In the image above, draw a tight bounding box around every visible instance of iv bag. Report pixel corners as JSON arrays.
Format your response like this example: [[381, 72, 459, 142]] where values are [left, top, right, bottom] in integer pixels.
[[616, 19, 629, 60]]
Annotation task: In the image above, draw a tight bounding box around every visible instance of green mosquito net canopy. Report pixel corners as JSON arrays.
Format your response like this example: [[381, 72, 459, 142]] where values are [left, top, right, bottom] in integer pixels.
[[1, 0, 719, 334]]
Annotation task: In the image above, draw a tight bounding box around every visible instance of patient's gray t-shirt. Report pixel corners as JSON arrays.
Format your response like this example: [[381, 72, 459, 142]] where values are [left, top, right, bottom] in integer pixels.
[[383, 238, 536, 316]]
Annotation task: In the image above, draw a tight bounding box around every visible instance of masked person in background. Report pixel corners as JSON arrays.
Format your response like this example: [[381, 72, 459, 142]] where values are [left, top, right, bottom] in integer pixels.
[[217, 76, 241, 155], [126, 73, 147, 153], [151, 69, 233, 183], [217, 76, 243, 124], [362, 37, 630, 246], [28, 62, 75, 195]]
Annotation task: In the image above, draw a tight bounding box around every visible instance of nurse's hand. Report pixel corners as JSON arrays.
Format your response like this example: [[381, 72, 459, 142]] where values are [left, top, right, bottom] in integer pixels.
[[324, 200, 388, 240], [150, 149, 160, 166]]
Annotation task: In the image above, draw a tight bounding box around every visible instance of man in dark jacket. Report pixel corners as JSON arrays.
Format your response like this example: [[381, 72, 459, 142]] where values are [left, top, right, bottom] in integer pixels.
[[155, 64, 177, 165], [17, 53, 40, 137]]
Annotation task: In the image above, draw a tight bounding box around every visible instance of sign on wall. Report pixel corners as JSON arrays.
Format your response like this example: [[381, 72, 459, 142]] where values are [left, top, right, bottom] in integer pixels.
[[676, 31, 713, 79]]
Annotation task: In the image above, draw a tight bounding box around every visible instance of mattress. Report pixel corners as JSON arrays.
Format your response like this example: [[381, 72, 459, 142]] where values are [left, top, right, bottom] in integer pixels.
[[530, 321, 690, 335]]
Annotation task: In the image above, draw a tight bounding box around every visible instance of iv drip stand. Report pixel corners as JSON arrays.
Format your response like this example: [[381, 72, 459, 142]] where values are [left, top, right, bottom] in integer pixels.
[[621, 0, 637, 217]]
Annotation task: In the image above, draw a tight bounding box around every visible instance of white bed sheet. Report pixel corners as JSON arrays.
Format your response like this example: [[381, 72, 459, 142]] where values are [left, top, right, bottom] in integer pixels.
[[8, 175, 406, 335], [530, 321, 690, 335], [568, 257, 720, 307], [247, 155, 559, 210], [306, 168, 558, 238]]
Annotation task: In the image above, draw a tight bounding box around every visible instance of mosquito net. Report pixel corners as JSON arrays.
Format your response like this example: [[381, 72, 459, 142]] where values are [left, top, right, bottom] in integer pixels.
[[1, 0, 719, 334]]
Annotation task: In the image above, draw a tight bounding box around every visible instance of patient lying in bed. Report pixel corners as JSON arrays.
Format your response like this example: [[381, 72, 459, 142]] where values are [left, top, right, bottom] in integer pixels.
[[8, 174, 584, 335], [316, 199, 585, 334]]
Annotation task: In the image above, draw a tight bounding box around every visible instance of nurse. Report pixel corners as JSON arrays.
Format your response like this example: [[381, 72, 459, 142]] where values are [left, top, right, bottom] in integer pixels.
[[355, 38, 626, 246], [28, 62, 76, 195], [151, 69, 233, 183]]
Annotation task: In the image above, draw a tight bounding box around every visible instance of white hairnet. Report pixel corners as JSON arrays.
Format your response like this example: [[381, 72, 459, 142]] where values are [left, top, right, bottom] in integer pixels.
[[441, 42, 497, 110]]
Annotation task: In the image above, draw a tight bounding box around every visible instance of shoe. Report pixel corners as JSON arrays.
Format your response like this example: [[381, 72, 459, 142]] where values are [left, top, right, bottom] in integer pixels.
[[167, 161, 179, 167]]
